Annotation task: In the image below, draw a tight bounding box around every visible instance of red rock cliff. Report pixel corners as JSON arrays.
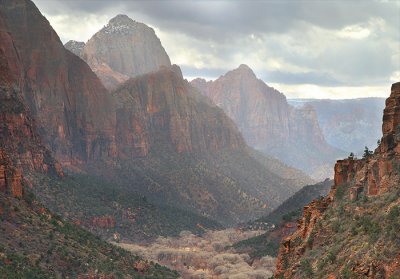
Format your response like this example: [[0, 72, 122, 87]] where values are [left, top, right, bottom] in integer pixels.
[[0, 0, 117, 167], [0, 14, 62, 199], [0, 7, 62, 176], [191, 65, 343, 178], [114, 65, 245, 158]]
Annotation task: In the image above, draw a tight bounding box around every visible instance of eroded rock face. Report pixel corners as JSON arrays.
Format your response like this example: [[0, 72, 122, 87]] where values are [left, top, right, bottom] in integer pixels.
[[0, 0, 117, 167], [275, 82, 400, 278], [192, 65, 289, 148], [0, 5, 62, 176], [379, 82, 400, 154], [81, 14, 171, 90], [114, 65, 245, 158], [191, 65, 343, 178], [0, 5, 65, 237]]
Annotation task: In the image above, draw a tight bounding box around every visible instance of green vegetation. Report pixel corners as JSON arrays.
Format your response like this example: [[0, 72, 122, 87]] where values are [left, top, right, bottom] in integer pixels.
[[0, 191, 179, 278], [231, 232, 280, 258], [232, 179, 332, 260], [285, 171, 400, 278], [252, 179, 332, 227], [300, 259, 313, 277], [30, 172, 222, 242], [70, 142, 307, 228], [362, 146, 373, 159]]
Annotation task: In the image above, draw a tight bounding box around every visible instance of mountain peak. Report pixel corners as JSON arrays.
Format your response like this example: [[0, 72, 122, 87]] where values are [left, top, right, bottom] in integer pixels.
[[109, 14, 134, 26], [103, 14, 139, 34], [83, 14, 171, 89], [238, 64, 252, 70], [228, 64, 256, 78]]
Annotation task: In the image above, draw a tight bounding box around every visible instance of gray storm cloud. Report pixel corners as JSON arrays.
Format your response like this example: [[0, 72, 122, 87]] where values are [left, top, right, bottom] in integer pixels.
[[32, 0, 399, 98]]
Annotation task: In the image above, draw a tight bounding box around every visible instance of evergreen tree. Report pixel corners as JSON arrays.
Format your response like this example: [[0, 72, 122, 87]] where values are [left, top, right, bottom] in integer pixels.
[[362, 146, 373, 159]]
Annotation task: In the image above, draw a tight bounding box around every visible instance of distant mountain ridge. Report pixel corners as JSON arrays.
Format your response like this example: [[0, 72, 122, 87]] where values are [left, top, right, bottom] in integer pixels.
[[289, 98, 386, 155], [191, 65, 345, 179]]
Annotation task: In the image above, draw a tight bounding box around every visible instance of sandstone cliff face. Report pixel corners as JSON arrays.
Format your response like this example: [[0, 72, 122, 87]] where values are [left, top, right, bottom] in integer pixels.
[[114, 65, 244, 158], [0, 0, 116, 167], [0, 4, 62, 200], [0, 8, 62, 176], [275, 82, 400, 279], [0, 86, 62, 175], [80, 14, 171, 90], [191, 65, 344, 179], [192, 65, 290, 148]]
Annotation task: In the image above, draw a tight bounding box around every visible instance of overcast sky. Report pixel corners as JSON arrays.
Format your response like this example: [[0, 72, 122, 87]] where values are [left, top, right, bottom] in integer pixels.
[[33, 0, 399, 99]]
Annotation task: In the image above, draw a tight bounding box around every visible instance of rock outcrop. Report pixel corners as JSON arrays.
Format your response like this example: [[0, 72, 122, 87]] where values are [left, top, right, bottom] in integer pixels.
[[191, 65, 344, 179], [275, 82, 400, 278], [80, 14, 171, 90]]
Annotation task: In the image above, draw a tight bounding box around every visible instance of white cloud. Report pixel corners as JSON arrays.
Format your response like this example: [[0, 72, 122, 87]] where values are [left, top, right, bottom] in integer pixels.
[[43, 13, 112, 43], [34, 0, 399, 99], [270, 83, 390, 99], [337, 25, 371, 39]]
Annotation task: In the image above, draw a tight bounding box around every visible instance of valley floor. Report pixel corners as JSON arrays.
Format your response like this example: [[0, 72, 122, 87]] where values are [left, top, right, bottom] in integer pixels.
[[116, 229, 276, 279]]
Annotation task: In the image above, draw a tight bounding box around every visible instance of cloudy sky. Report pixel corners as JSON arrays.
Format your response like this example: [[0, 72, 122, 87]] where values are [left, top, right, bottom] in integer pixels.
[[33, 0, 399, 99]]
